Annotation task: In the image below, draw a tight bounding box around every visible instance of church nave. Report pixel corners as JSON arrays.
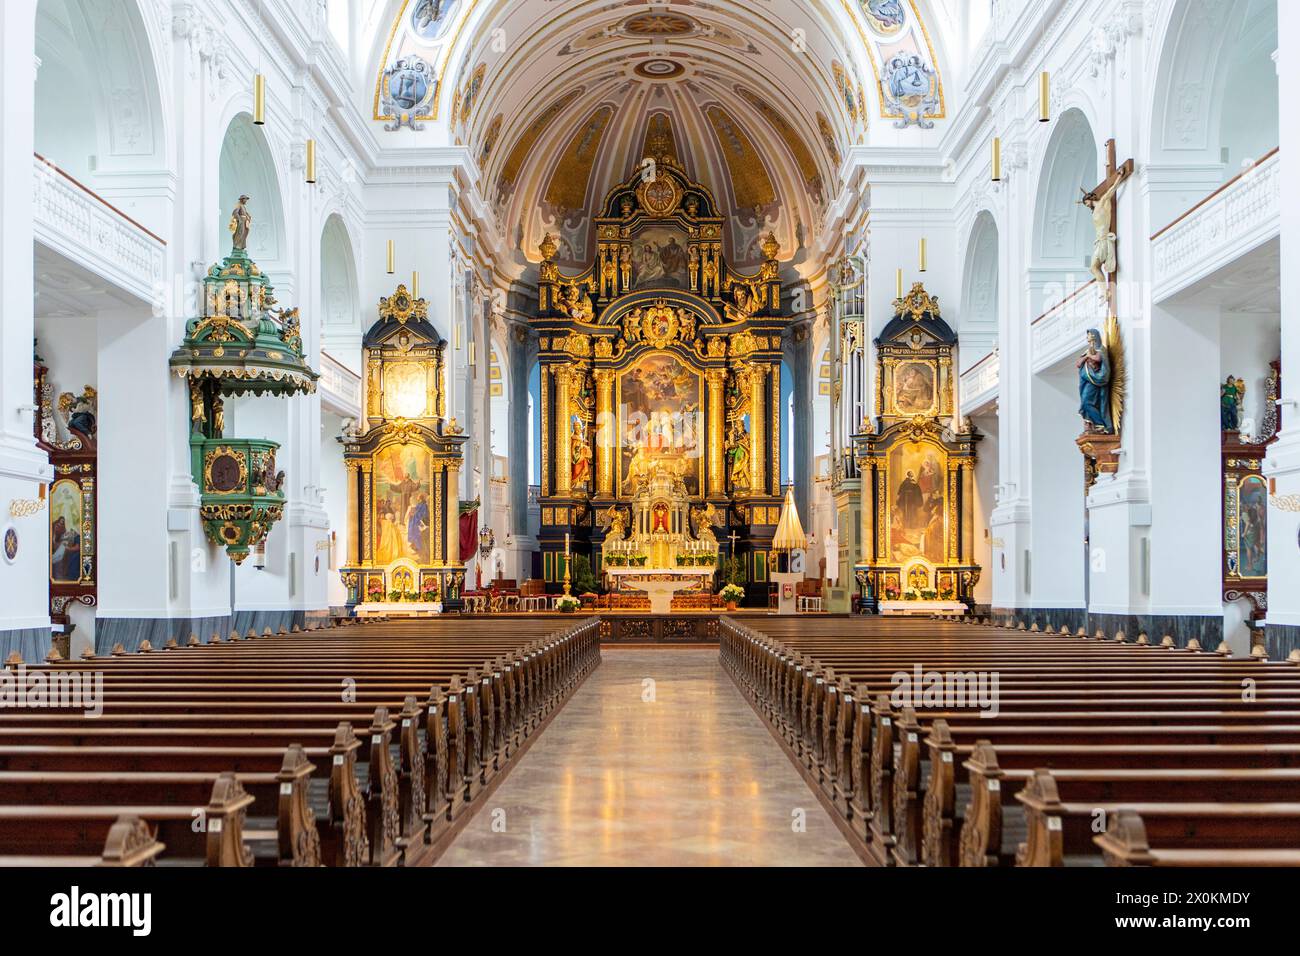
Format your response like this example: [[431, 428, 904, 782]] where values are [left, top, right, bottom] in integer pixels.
[[437, 648, 862, 867]]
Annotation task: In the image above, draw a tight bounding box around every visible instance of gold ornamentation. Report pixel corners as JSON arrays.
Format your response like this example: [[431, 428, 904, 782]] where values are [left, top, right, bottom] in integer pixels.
[[203, 446, 248, 495], [898, 282, 940, 321], [379, 284, 427, 325]]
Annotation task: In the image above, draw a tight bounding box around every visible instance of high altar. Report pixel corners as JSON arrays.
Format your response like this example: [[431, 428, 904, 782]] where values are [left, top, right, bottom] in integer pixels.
[[852, 284, 981, 614], [533, 156, 790, 606], [337, 285, 468, 613]]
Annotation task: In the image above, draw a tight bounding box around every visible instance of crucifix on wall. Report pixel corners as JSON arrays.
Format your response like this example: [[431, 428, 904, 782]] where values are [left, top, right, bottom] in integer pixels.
[[1080, 138, 1134, 315]]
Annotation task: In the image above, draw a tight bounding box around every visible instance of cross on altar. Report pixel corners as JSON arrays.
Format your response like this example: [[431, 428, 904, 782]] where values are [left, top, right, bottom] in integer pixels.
[[1081, 138, 1134, 314]]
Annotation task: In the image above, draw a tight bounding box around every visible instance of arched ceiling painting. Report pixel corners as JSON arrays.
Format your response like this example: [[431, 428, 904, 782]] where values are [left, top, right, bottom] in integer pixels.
[[371, 1, 946, 263]]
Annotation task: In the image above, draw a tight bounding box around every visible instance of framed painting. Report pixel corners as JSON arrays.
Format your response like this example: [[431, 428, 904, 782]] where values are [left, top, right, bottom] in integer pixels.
[[49, 478, 84, 584], [886, 440, 947, 564], [631, 225, 690, 290], [891, 359, 937, 417], [617, 352, 703, 495], [372, 444, 433, 565]]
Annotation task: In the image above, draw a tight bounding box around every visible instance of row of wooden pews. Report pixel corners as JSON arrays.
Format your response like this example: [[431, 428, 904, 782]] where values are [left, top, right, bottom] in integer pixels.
[[0, 616, 600, 866], [720, 615, 1300, 867]]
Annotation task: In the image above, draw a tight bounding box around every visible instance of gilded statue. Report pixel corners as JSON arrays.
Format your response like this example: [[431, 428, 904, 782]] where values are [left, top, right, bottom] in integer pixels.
[[619, 246, 632, 290], [557, 283, 594, 323], [229, 195, 252, 252], [725, 281, 760, 323], [598, 504, 628, 541], [726, 418, 751, 492], [190, 381, 206, 433], [621, 308, 644, 345], [690, 501, 722, 546]]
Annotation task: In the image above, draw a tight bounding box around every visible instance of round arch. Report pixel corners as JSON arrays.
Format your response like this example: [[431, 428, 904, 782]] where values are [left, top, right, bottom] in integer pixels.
[[217, 113, 288, 270], [320, 213, 362, 365], [1032, 107, 1099, 270], [1147, 0, 1278, 178], [960, 209, 999, 368], [35, 0, 166, 185]]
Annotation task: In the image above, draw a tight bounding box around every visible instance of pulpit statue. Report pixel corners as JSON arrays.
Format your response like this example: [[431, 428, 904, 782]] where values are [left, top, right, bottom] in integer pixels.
[[229, 195, 253, 252]]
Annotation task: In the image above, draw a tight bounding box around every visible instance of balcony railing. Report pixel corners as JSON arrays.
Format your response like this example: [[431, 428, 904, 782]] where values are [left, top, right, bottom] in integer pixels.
[[960, 350, 1000, 414], [1030, 280, 1107, 373], [1151, 148, 1280, 303], [319, 351, 361, 418], [32, 154, 166, 305]]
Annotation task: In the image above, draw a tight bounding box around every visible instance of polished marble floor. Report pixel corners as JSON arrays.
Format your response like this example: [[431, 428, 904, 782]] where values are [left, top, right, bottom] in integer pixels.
[[436, 648, 862, 866]]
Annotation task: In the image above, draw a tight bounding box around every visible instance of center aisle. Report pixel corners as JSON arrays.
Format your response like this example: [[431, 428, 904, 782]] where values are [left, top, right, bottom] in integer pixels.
[[437, 647, 862, 866]]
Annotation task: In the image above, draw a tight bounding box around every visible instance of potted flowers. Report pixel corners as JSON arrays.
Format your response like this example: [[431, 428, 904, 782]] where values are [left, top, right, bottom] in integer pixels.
[[555, 594, 581, 613], [720, 583, 745, 611]]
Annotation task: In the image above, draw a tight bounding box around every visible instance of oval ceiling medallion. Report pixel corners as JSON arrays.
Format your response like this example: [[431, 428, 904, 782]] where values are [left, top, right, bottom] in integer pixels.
[[621, 13, 697, 37], [634, 59, 686, 80]]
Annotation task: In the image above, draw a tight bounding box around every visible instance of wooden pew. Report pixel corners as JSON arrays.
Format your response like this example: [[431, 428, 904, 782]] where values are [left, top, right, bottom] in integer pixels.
[[0, 814, 165, 867], [1094, 807, 1300, 867]]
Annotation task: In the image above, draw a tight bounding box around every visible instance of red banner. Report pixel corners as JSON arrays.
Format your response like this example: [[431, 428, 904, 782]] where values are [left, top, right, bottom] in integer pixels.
[[459, 508, 478, 563]]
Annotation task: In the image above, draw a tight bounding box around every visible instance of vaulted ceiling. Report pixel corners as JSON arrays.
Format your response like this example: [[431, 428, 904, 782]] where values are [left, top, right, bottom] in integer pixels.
[[369, 1, 950, 268]]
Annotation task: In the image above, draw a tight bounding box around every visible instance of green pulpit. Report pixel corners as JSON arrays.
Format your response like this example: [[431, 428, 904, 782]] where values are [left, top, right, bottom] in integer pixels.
[[194, 438, 286, 564], [169, 209, 317, 563]]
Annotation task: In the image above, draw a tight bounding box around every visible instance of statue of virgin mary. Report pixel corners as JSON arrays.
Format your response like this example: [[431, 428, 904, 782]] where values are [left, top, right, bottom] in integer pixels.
[[1077, 328, 1113, 433]]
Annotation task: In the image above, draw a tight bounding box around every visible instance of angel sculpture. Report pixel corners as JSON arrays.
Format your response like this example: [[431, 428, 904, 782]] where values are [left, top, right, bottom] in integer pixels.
[[597, 504, 628, 542], [1076, 316, 1125, 435], [690, 501, 723, 547], [1221, 375, 1246, 431]]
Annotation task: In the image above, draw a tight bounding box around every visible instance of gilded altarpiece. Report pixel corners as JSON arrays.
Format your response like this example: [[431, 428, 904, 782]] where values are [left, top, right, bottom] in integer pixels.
[[338, 285, 467, 608], [532, 158, 790, 590], [33, 359, 97, 627], [853, 285, 981, 608]]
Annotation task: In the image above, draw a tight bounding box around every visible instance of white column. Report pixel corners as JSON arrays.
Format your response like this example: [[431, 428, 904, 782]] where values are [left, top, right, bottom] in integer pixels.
[[1264, 5, 1300, 655], [990, 131, 1032, 616], [0, 0, 53, 652]]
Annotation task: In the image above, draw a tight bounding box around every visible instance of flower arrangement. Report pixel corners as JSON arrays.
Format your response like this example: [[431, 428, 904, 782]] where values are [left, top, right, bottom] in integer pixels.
[[420, 580, 439, 602], [366, 580, 385, 602], [387, 589, 418, 602], [904, 587, 938, 601], [604, 553, 628, 568], [884, 584, 901, 600], [720, 583, 745, 603], [555, 594, 581, 613]]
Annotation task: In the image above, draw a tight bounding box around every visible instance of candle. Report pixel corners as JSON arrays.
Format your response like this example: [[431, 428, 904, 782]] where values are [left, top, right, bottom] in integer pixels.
[[565, 532, 570, 555]]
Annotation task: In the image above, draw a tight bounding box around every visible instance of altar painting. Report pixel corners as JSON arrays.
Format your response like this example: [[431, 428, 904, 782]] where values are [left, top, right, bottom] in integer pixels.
[[887, 441, 946, 564], [1235, 475, 1268, 578], [373, 444, 433, 565], [383, 361, 430, 419], [893, 360, 936, 416], [631, 225, 690, 290], [49, 478, 83, 583], [619, 353, 702, 495]]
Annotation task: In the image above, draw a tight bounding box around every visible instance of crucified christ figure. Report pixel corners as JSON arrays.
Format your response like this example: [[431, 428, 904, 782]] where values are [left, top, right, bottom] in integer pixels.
[[1081, 177, 1121, 286]]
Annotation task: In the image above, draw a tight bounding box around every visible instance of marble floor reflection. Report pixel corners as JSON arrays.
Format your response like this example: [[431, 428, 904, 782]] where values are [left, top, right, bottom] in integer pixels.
[[436, 648, 863, 866]]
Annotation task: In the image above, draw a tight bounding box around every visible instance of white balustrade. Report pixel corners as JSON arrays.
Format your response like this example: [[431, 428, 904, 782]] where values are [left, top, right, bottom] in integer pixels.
[[1152, 150, 1280, 304], [32, 154, 166, 306]]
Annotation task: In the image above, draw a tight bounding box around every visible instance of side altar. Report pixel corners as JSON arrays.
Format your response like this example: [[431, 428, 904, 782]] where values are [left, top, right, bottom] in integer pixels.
[[337, 284, 468, 613], [852, 284, 981, 614], [532, 154, 791, 606]]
